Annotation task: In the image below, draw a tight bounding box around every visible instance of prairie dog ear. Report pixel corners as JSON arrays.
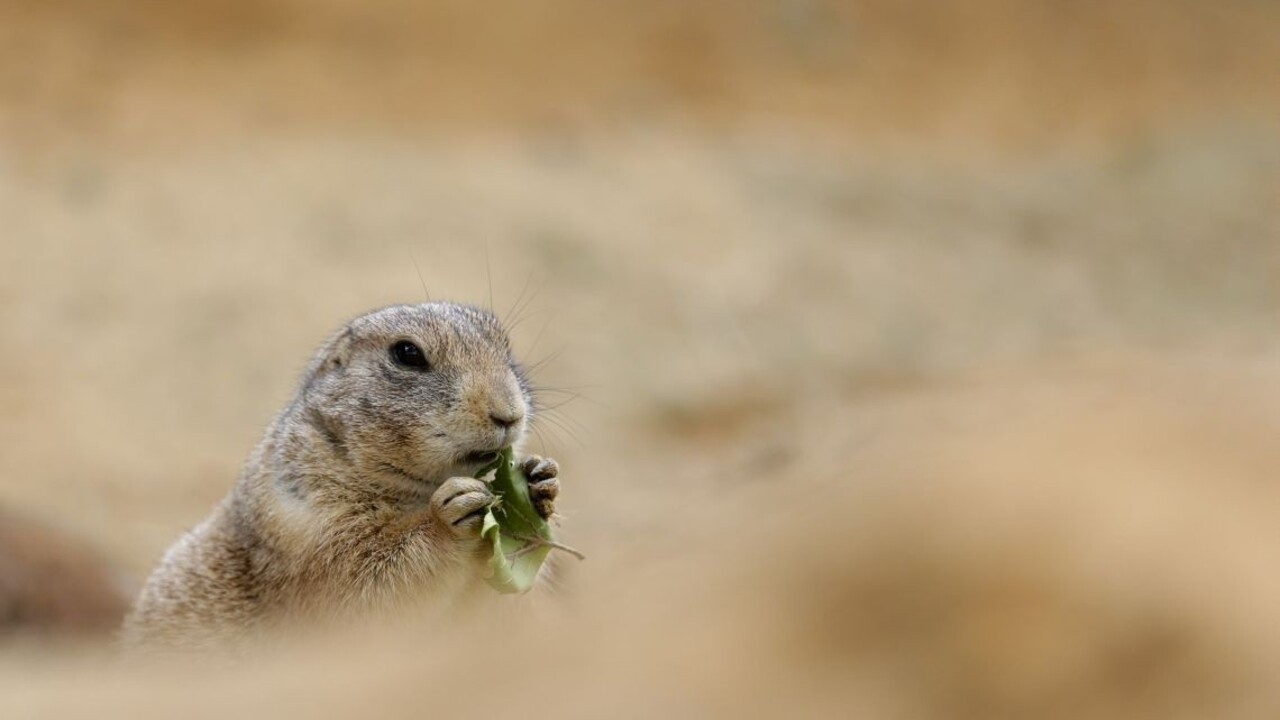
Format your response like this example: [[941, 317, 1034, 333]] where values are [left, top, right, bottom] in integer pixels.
[[325, 329, 354, 371], [305, 327, 354, 382]]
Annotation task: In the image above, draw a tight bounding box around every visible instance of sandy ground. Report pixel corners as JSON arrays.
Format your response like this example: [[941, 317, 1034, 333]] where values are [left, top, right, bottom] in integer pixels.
[[2, 1, 1280, 717]]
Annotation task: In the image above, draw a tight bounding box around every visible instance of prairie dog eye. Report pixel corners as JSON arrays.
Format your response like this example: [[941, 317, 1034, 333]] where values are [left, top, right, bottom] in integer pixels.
[[390, 340, 429, 370]]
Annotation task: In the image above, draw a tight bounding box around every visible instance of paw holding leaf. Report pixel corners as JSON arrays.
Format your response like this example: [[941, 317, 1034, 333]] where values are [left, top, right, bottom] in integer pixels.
[[520, 455, 560, 520], [473, 448, 582, 594], [430, 476, 494, 540]]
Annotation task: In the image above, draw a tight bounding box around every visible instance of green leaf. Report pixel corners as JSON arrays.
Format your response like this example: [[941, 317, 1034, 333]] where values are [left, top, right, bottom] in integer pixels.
[[475, 447, 553, 594]]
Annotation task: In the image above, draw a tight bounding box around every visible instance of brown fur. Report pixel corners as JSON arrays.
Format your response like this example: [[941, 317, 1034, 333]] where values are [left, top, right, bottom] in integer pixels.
[[121, 303, 559, 651]]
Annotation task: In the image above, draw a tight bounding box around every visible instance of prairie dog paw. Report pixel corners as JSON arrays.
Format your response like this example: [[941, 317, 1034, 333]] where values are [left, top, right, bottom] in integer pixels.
[[520, 455, 560, 520], [430, 476, 495, 538]]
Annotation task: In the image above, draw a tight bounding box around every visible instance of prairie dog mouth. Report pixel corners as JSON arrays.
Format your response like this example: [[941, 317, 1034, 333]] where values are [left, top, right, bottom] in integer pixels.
[[462, 449, 501, 465]]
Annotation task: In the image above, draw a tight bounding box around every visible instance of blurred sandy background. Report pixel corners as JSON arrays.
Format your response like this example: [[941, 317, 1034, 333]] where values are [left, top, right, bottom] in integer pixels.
[[2, 0, 1280, 717]]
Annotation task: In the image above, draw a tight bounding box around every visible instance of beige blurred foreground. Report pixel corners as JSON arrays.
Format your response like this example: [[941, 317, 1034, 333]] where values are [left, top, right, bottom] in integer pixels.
[[4, 361, 1280, 718]]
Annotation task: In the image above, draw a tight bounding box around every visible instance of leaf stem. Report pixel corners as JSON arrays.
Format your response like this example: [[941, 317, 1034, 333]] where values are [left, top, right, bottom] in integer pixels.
[[510, 533, 587, 561]]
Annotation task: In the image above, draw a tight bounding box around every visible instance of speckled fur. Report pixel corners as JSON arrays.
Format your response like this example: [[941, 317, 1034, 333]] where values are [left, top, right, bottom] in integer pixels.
[[121, 303, 560, 652]]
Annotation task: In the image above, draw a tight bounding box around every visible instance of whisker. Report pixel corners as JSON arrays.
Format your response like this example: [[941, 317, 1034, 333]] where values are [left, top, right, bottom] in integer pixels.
[[526, 314, 556, 358], [410, 251, 432, 302], [502, 274, 540, 337], [507, 276, 546, 332], [537, 413, 585, 448], [527, 347, 568, 375], [483, 239, 495, 313], [505, 308, 541, 335], [529, 423, 551, 457], [532, 390, 608, 412], [533, 394, 605, 412], [532, 418, 572, 450], [531, 393, 581, 412], [531, 383, 600, 393], [544, 407, 590, 437], [504, 270, 535, 322]]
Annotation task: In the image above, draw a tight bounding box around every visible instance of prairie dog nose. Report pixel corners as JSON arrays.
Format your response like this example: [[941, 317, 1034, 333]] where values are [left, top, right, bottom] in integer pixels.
[[488, 408, 524, 430], [474, 369, 526, 432]]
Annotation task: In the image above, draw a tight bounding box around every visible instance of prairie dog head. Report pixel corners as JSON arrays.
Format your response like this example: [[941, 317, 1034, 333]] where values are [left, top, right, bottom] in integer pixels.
[[295, 303, 532, 489]]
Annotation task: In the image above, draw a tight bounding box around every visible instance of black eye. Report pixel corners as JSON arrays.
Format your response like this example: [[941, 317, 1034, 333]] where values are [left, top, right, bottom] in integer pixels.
[[390, 340, 429, 370]]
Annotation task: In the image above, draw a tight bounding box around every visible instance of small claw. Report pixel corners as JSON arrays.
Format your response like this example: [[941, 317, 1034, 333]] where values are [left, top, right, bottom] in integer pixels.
[[431, 477, 495, 538], [527, 475, 559, 519], [519, 456, 560, 519], [528, 476, 560, 502], [521, 455, 560, 482]]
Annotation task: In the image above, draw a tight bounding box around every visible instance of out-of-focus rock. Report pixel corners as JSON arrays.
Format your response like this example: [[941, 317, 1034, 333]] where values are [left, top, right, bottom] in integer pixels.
[[0, 509, 129, 638]]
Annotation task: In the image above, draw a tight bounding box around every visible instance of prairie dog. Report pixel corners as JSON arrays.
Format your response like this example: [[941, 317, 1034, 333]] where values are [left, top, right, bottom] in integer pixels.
[[122, 303, 561, 651]]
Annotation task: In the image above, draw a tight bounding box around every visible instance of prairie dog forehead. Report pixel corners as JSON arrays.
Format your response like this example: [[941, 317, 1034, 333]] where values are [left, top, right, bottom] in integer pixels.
[[347, 303, 511, 358]]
